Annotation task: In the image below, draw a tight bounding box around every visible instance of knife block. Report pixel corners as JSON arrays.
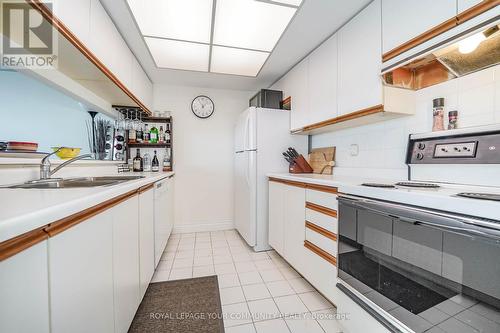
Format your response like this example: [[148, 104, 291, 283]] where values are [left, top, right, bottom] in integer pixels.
[[289, 155, 314, 174]]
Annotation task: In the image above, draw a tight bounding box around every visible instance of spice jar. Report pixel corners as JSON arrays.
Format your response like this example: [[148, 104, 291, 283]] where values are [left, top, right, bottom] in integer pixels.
[[448, 111, 458, 130], [432, 98, 445, 132]]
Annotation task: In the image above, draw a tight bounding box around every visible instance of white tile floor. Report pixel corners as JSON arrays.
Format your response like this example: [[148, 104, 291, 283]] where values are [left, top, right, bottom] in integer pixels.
[[151, 229, 344, 333]]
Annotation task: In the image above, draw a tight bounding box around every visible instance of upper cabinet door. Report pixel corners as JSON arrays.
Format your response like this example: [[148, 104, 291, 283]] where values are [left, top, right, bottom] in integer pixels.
[[458, 0, 483, 13], [288, 58, 309, 131], [382, 0, 457, 54], [54, 0, 91, 46], [338, 0, 382, 116], [308, 34, 338, 124]]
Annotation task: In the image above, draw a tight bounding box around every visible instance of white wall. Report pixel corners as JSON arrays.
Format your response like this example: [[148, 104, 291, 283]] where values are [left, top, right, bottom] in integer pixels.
[[0, 71, 111, 154], [311, 65, 500, 180], [154, 84, 252, 233]]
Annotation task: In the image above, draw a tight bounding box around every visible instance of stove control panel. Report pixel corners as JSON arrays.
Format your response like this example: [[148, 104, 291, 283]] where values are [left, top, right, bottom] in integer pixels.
[[434, 142, 477, 158], [407, 131, 500, 164]]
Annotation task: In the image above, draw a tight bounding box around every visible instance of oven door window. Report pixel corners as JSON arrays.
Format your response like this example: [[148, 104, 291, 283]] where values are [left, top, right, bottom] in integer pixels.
[[338, 201, 500, 333]]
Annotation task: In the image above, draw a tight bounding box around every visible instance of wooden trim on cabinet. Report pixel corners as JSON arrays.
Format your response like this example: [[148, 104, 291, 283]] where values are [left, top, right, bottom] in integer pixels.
[[27, 0, 152, 115], [305, 221, 337, 241], [304, 240, 337, 266], [44, 188, 139, 237], [268, 177, 306, 188], [138, 183, 154, 194], [382, 0, 500, 63], [0, 227, 48, 262], [269, 178, 338, 194], [306, 183, 338, 194], [306, 202, 338, 218], [301, 104, 384, 132]]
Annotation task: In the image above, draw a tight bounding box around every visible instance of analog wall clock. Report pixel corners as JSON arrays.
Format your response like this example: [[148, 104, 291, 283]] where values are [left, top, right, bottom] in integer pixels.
[[191, 95, 215, 119]]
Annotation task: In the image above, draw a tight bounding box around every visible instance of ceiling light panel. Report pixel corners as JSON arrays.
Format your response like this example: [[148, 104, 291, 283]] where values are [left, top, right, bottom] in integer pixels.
[[128, 0, 213, 43], [145, 37, 209, 71], [213, 0, 296, 51], [210, 46, 269, 76]]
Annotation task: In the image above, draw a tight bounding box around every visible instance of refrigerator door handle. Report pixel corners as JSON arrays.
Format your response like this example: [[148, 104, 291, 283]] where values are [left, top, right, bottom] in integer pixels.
[[243, 114, 250, 151]]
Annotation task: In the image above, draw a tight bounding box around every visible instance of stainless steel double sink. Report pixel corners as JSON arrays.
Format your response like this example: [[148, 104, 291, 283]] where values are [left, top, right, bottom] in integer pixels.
[[8, 176, 145, 189]]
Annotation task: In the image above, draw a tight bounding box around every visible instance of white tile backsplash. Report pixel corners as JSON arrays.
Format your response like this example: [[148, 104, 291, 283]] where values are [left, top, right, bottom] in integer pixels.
[[312, 65, 500, 178]]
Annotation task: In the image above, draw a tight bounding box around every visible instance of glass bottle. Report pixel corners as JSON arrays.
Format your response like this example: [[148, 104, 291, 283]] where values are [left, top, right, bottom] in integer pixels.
[[133, 149, 143, 172], [163, 147, 171, 171], [136, 123, 143, 143], [152, 150, 159, 172], [143, 124, 150, 143], [166, 123, 171, 144], [143, 152, 151, 172], [159, 126, 165, 143], [150, 125, 159, 144]]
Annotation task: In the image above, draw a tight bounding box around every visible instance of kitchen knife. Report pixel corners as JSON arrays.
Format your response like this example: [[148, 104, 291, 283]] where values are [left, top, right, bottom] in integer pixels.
[[289, 147, 300, 157], [288, 148, 299, 158], [282, 152, 293, 163]]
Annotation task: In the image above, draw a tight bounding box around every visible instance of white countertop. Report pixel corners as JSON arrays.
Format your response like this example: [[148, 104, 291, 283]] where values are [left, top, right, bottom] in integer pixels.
[[267, 173, 500, 222], [0, 172, 174, 243]]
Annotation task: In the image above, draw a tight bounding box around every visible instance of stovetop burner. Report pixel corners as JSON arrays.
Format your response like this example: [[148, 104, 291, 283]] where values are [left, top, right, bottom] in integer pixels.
[[457, 193, 500, 201], [396, 182, 441, 189], [361, 183, 396, 188]]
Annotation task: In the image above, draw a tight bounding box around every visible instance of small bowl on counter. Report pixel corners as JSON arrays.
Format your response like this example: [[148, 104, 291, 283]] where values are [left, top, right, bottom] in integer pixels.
[[52, 147, 81, 159]]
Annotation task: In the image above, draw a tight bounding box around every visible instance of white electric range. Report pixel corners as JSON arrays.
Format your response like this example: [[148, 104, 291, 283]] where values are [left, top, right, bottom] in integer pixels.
[[337, 125, 500, 333]]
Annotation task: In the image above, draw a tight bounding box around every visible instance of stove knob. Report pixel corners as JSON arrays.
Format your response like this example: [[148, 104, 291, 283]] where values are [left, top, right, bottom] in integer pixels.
[[416, 153, 424, 160], [417, 142, 426, 150]]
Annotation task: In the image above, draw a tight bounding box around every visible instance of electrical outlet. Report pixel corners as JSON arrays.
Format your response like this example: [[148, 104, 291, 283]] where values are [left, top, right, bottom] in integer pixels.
[[350, 144, 359, 156]]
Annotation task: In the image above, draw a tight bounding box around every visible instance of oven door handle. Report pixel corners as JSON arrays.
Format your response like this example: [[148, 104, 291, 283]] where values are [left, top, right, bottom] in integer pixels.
[[339, 195, 500, 241]]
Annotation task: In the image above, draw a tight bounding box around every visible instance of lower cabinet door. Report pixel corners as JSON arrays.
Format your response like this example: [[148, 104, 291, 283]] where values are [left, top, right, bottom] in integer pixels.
[[268, 181, 285, 255], [49, 210, 115, 333], [283, 185, 306, 273], [113, 197, 141, 333], [139, 189, 155, 298], [0, 241, 50, 333], [303, 247, 338, 303]]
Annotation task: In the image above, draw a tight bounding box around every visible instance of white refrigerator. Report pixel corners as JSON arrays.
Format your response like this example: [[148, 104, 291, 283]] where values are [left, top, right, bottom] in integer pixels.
[[234, 107, 308, 251]]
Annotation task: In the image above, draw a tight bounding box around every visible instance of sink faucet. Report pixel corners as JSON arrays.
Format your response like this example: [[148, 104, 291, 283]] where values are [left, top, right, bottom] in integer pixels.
[[39, 148, 94, 181]]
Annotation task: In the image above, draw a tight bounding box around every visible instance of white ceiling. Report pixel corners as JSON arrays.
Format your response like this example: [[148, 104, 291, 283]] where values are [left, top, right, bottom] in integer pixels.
[[101, 0, 372, 91]]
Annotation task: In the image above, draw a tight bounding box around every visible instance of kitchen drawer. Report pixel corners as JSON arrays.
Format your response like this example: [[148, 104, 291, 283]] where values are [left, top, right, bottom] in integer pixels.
[[306, 189, 338, 211], [305, 228, 338, 257], [306, 208, 338, 234]]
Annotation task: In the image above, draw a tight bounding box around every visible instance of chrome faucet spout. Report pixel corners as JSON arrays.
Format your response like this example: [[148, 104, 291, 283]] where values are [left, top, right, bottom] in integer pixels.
[[39, 148, 94, 180], [49, 154, 94, 177]]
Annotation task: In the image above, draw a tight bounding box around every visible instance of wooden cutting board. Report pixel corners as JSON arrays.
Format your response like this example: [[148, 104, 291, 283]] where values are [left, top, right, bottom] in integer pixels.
[[308, 147, 336, 175]]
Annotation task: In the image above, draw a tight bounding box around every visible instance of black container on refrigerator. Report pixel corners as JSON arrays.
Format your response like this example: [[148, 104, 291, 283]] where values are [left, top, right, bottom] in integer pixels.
[[249, 89, 283, 109]]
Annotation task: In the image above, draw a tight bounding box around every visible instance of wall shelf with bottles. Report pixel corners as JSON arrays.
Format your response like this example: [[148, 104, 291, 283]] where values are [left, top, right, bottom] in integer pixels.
[[113, 106, 173, 172]]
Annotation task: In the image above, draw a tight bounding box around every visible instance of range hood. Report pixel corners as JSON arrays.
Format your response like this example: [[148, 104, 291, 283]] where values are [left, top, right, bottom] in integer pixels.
[[382, 21, 500, 90]]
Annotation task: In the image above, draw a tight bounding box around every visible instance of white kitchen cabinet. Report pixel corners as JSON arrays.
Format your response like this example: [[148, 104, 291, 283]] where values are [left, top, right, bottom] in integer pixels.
[[49, 210, 115, 333], [287, 58, 309, 131], [458, 0, 483, 13], [54, 0, 91, 46], [268, 181, 286, 255], [382, 0, 457, 54], [131, 57, 154, 110], [154, 177, 175, 267], [90, 0, 132, 88], [338, 0, 382, 116], [308, 34, 338, 123], [283, 185, 307, 273], [112, 197, 141, 333], [139, 188, 155, 298], [0, 241, 50, 333]]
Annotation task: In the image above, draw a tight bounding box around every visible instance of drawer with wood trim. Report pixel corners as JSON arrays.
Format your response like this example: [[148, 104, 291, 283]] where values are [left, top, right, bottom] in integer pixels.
[[305, 226, 337, 257], [306, 207, 338, 234], [306, 188, 338, 210]]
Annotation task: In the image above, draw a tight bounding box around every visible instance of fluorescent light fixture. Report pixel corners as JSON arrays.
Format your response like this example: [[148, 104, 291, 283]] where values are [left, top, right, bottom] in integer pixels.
[[145, 37, 209, 71], [128, 0, 213, 43], [211, 46, 269, 76], [213, 0, 296, 51], [128, 0, 300, 76]]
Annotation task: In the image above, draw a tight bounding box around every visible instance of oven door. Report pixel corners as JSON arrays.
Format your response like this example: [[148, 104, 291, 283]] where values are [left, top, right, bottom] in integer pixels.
[[337, 195, 500, 333]]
